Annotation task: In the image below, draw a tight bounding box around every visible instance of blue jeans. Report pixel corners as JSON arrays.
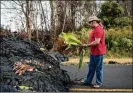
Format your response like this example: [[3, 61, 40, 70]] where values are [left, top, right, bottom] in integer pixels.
[[85, 55, 104, 85]]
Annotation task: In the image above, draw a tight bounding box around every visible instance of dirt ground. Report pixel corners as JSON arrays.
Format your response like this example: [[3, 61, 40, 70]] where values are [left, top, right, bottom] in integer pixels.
[[63, 57, 132, 64]]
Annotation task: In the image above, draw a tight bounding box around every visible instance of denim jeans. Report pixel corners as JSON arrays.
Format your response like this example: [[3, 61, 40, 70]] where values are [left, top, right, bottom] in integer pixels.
[[85, 55, 104, 85]]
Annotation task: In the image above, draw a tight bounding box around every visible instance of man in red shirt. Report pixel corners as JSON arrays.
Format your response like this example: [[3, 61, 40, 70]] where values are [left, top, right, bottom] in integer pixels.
[[82, 16, 106, 88]]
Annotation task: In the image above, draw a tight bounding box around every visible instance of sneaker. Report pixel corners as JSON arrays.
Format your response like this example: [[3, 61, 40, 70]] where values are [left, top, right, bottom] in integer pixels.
[[80, 79, 93, 86], [82, 82, 93, 86], [82, 82, 89, 86], [93, 84, 102, 88]]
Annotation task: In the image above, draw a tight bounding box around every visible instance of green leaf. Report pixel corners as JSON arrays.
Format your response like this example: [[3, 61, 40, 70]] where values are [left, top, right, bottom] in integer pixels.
[[59, 32, 82, 47], [19, 85, 32, 90], [78, 48, 84, 69]]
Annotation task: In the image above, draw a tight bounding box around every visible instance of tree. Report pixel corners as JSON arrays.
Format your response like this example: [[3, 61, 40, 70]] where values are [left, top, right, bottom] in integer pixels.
[[115, 0, 132, 16], [98, 1, 124, 28], [25, 0, 32, 41], [10, 0, 33, 40]]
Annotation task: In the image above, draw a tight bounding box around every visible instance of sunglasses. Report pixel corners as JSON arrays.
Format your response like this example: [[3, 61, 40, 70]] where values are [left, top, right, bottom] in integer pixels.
[[89, 21, 94, 24]]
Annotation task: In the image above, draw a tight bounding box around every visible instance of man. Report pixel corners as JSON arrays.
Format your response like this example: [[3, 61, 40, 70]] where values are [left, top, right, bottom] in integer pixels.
[[82, 16, 106, 88]]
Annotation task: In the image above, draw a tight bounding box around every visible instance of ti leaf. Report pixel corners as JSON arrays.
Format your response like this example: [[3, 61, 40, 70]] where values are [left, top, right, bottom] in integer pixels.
[[78, 48, 84, 69]]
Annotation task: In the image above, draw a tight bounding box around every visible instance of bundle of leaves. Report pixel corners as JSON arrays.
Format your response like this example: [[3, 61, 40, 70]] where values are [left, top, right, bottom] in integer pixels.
[[59, 32, 85, 69]]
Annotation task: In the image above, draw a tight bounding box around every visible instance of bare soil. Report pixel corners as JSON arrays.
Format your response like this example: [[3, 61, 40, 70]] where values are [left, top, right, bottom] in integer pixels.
[[63, 57, 132, 65]]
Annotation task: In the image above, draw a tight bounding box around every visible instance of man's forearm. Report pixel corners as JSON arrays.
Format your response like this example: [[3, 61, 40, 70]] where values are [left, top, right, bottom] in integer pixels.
[[86, 41, 98, 47]]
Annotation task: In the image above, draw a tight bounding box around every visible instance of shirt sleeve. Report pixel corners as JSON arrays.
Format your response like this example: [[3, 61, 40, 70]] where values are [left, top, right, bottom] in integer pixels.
[[94, 26, 103, 38]]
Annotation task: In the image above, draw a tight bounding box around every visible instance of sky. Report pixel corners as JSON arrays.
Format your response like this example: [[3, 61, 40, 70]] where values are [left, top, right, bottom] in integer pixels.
[[1, 1, 17, 31], [1, 1, 51, 32]]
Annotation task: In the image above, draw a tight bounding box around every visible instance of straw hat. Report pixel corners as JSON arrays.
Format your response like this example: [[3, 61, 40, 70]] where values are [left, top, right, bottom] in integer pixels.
[[88, 16, 101, 22]]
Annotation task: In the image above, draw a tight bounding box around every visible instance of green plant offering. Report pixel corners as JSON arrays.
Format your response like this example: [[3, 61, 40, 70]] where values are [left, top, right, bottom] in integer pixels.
[[59, 32, 82, 46], [59, 32, 84, 69]]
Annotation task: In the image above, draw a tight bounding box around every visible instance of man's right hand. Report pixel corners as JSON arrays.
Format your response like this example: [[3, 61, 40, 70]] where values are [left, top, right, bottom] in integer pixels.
[[82, 44, 88, 47]]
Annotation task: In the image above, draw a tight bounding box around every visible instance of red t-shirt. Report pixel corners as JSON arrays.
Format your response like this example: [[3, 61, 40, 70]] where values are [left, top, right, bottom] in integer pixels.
[[89, 25, 106, 55]]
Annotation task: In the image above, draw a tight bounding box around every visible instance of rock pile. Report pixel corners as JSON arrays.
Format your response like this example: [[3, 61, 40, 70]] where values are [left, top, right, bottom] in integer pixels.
[[0, 36, 71, 92]]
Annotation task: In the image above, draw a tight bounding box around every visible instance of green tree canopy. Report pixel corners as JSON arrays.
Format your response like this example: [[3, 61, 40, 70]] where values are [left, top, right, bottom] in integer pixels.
[[98, 1, 125, 28]]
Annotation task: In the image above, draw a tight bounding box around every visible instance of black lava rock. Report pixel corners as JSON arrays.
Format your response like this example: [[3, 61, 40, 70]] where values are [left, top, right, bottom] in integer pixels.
[[0, 36, 71, 92]]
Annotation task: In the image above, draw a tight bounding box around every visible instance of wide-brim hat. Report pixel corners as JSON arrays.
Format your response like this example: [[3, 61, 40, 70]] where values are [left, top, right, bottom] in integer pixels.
[[88, 16, 101, 22]]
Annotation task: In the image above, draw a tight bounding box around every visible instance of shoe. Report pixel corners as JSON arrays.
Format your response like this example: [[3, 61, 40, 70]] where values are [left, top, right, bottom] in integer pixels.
[[82, 82, 93, 86], [93, 84, 101, 88], [80, 79, 93, 86], [82, 82, 89, 86]]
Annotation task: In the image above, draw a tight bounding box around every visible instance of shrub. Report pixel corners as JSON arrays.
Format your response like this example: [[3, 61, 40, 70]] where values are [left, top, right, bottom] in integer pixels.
[[105, 26, 132, 57], [114, 17, 132, 27]]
